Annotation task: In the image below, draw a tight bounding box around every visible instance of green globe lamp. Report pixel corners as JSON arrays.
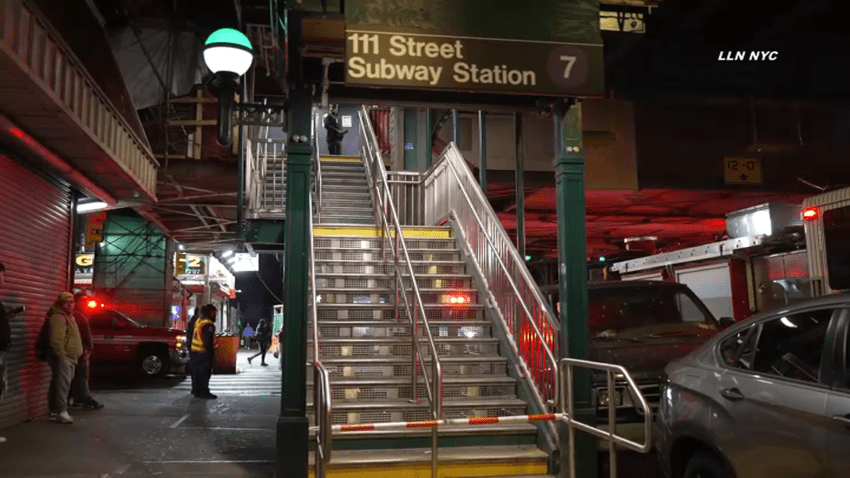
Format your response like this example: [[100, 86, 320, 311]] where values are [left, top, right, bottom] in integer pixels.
[[203, 28, 253, 146]]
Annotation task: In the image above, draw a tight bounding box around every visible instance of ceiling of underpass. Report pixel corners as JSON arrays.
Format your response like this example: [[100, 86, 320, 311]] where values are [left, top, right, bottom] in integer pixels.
[[70, 0, 847, 258]]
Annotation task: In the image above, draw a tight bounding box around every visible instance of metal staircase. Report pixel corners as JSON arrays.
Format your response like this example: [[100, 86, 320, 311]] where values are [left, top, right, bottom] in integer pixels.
[[315, 158, 373, 224], [303, 107, 558, 478]]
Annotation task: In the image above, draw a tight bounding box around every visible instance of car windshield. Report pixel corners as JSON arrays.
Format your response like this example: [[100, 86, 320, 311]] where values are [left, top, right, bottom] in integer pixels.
[[91, 310, 142, 328], [588, 286, 718, 337]]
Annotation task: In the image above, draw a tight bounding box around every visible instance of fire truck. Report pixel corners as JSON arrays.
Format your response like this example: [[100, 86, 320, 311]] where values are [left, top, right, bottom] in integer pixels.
[[610, 186, 850, 322]]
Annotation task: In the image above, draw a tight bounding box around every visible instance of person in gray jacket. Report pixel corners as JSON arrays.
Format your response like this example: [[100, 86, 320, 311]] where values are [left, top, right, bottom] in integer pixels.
[[68, 293, 103, 410]]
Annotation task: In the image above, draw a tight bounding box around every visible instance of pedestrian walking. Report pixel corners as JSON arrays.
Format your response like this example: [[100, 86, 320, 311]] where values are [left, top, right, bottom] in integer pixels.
[[0, 262, 10, 442], [247, 319, 271, 366], [190, 304, 217, 399], [186, 306, 202, 396], [68, 292, 103, 410], [242, 322, 254, 349], [46, 292, 82, 424], [323, 104, 347, 155]]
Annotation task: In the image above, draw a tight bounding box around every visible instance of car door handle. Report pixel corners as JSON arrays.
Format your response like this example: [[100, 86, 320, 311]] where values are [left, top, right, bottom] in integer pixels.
[[719, 388, 745, 401], [832, 415, 850, 426]]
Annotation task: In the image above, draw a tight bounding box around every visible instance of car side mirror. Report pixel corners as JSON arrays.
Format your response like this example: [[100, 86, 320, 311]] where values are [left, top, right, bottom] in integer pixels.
[[719, 317, 736, 329]]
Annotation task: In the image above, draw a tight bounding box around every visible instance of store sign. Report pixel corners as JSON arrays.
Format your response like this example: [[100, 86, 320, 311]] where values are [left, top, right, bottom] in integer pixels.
[[84, 212, 106, 247], [344, 1, 603, 96], [230, 253, 259, 273], [74, 253, 94, 275], [184, 254, 206, 275]]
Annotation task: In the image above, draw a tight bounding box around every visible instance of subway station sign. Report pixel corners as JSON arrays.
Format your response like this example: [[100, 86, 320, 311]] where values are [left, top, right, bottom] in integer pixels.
[[344, 1, 604, 96]]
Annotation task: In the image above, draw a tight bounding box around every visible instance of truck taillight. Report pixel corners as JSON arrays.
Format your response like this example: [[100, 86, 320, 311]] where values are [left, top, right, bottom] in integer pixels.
[[802, 207, 819, 221]]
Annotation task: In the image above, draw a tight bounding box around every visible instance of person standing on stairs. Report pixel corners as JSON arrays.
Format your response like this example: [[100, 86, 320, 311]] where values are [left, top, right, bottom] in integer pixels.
[[247, 319, 271, 366], [323, 104, 347, 155]]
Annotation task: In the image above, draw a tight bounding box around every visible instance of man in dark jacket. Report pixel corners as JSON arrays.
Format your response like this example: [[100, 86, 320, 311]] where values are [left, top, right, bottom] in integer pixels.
[[68, 293, 103, 410], [323, 104, 347, 155], [189, 304, 217, 399]]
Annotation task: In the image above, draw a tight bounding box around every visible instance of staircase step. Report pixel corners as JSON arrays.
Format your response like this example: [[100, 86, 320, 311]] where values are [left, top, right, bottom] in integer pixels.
[[314, 319, 492, 339], [310, 445, 548, 476], [313, 225, 452, 239], [311, 423, 539, 447], [314, 355, 509, 379], [316, 303, 483, 310], [311, 336, 499, 359], [307, 375, 517, 402]]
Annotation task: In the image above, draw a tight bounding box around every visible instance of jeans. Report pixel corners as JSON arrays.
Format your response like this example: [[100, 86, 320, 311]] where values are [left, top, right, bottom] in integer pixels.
[[328, 141, 341, 155], [48, 355, 75, 414]]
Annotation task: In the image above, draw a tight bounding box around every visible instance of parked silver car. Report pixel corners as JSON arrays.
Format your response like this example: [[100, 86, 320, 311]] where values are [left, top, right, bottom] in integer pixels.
[[656, 293, 850, 478]]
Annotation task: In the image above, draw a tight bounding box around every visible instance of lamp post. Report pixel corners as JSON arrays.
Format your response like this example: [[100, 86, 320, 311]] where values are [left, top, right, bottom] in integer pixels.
[[202, 28, 254, 146]]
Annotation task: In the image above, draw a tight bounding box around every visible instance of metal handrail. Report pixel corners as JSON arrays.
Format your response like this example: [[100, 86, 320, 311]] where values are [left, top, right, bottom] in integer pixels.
[[427, 144, 559, 406], [559, 358, 653, 478], [312, 107, 323, 217], [359, 106, 443, 478], [309, 144, 332, 477]]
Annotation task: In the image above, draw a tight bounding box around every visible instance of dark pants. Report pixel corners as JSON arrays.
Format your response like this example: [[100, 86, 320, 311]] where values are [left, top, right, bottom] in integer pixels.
[[327, 141, 341, 155], [189, 352, 212, 396], [69, 353, 92, 403], [249, 340, 269, 364]]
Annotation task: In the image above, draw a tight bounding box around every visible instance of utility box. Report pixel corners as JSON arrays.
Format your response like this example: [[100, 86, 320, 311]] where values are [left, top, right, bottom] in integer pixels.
[[726, 202, 801, 238]]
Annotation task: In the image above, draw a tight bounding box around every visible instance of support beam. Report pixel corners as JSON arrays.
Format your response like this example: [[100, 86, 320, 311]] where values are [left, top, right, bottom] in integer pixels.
[[453, 109, 461, 144], [515, 112, 525, 258], [478, 111, 487, 193], [277, 72, 312, 478], [426, 108, 433, 169], [553, 100, 596, 478]]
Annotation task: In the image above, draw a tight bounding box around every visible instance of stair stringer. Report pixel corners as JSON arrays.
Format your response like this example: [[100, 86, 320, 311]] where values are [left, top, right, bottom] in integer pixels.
[[446, 218, 560, 474]]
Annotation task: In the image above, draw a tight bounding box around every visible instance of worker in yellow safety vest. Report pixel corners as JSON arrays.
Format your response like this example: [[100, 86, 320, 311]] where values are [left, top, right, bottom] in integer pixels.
[[189, 304, 217, 399]]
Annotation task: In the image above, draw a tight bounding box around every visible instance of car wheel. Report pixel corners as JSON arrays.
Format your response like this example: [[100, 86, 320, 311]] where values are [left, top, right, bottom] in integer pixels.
[[684, 452, 731, 478], [140, 351, 167, 376]]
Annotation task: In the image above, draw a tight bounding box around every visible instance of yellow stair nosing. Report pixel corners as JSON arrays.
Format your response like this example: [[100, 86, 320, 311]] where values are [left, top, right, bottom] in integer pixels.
[[313, 226, 451, 239]]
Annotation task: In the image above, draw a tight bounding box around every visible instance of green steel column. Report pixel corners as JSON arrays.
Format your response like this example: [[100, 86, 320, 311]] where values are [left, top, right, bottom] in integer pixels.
[[236, 79, 246, 240], [514, 112, 525, 257], [478, 111, 487, 192], [426, 108, 433, 169], [553, 100, 596, 478], [453, 109, 461, 144], [403, 108, 418, 171], [276, 87, 312, 478]]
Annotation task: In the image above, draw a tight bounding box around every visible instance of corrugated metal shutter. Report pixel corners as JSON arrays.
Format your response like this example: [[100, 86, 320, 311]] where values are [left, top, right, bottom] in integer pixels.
[[0, 154, 72, 427]]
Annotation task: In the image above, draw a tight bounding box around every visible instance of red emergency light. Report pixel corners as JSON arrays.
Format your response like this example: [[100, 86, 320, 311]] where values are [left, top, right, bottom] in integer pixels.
[[802, 207, 819, 221], [447, 295, 468, 305], [86, 299, 98, 309]]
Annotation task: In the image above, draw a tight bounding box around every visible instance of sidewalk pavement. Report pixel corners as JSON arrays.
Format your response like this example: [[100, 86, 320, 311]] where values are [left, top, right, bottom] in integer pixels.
[[0, 350, 287, 478]]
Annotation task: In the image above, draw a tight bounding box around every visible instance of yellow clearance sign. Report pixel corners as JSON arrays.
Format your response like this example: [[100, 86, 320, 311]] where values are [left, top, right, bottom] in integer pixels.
[[723, 157, 762, 184]]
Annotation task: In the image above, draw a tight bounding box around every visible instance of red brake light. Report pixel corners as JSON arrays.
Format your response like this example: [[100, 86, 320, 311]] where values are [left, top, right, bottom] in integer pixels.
[[802, 207, 819, 221], [86, 300, 98, 309]]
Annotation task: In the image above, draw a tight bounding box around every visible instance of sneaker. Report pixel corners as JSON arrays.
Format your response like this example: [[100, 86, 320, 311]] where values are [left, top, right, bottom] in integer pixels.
[[69, 401, 86, 410], [56, 412, 73, 424], [247, 357, 253, 365], [0, 436, 6, 443], [261, 362, 268, 366], [48, 413, 58, 421], [84, 399, 104, 410], [197, 393, 217, 399]]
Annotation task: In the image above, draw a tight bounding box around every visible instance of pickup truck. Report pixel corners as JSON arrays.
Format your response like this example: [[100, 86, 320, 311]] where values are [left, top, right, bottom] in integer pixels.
[[87, 309, 189, 376], [586, 280, 723, 445]]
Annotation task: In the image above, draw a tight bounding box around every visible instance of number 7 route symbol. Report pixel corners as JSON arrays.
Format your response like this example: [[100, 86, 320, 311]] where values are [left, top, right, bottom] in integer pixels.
[[560, 56, 577, 78]]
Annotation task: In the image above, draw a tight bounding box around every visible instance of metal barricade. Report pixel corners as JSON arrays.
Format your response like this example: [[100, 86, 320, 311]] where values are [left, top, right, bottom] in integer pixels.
[[559, 358, 653, 478]]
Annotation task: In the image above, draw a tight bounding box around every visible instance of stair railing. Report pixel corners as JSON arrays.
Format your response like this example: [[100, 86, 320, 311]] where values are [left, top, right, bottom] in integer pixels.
[[359, 106, 444, 478], [421, 143, 560, 448], [309, 169, 332, 478], [312, 107, 323, 219]]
